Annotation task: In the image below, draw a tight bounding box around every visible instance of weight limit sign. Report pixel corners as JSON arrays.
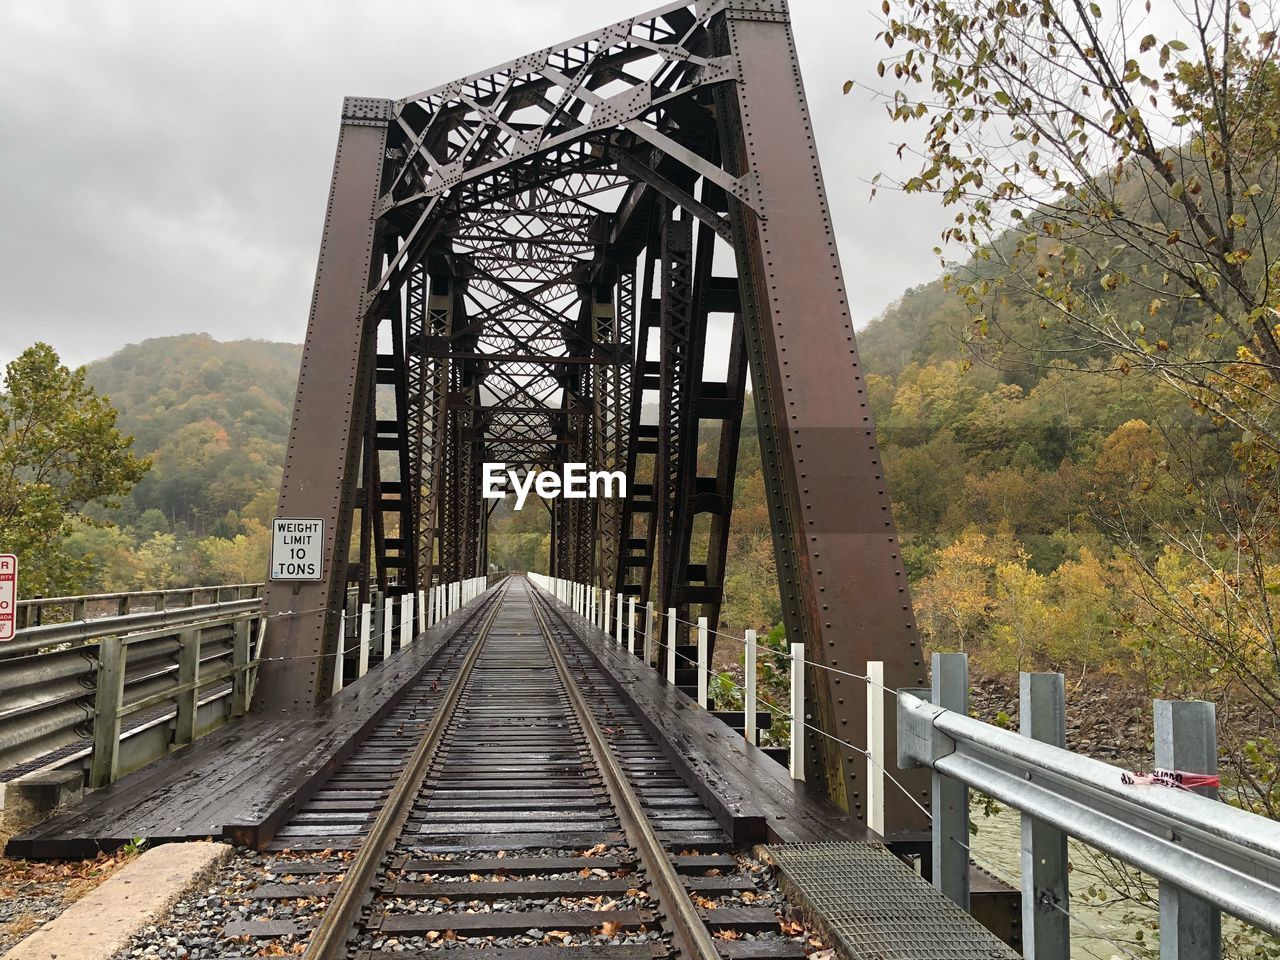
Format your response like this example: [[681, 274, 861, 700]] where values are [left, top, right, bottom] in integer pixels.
[[270, 518, 324, 581]]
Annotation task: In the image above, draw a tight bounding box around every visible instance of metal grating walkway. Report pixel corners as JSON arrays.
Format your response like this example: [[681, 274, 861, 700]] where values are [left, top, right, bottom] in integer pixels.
[[766, 843, 1020, 960]]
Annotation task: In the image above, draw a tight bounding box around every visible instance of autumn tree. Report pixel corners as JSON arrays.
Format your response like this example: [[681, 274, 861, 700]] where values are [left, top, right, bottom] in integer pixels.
[[861, 0, 1280, 453], [0, 343, 149, 596]]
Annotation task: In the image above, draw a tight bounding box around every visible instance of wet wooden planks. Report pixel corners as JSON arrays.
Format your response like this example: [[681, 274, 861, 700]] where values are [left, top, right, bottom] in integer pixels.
[[547, 599, 877, 846]]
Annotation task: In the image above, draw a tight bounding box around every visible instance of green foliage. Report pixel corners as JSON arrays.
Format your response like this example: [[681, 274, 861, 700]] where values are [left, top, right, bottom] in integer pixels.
[[859, 0, 1280, 831], [85, 333, 299, 529], [0, 343, 149, 597]]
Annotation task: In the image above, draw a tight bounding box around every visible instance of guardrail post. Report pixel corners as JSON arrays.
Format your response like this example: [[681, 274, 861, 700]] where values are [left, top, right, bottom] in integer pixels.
[[627, 597, 636, 655], [867, 660, 885, 836], [232, 619, 252, 717], [417, 590, 426, 635], [332, 610, 347, 695], [174, 628, 201, 746], [697, 617, 709, 708], [1155, 700, 1220, 960], [358, 602, 372, 677], [90, 635, 126, 788], [643, 601, 655, 666], [744, 629, 758, 745], [932, 651, 970, 910], [603, 589, 611, 635], [616, 593, 624, 645], [72, 598, 87, 622], [1020, 672, 1070, 960], [381, 594, 393, 661], [370, 590, 385, 661], [399, 594, 412, 650], [666, 608, 677, 684], [789, 642, 805, 781]]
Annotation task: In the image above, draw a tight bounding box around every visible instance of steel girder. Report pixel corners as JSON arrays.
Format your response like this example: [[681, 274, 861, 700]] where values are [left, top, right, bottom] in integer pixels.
[[259, 0, 929, 835]]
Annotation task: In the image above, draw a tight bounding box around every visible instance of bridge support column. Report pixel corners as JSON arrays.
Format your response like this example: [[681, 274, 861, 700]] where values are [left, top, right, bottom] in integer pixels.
[[255, 97, 393, 713], [712, 2, 929, 826]]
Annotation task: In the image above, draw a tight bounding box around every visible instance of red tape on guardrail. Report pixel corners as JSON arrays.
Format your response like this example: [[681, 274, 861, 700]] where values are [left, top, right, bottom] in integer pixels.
[[1121, 768, 1221, 790]]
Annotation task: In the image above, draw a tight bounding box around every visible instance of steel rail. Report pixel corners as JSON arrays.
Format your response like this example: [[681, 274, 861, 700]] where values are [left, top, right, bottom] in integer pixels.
[[301, 580, 509, 960], [529, 586, 721, 960]]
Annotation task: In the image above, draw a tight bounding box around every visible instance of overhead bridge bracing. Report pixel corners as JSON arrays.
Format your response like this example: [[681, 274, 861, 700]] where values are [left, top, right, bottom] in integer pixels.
[[257, 0, 929, 833]]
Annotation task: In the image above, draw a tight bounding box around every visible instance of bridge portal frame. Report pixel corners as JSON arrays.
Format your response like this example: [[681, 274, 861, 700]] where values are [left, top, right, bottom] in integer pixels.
[[256, 0, 929, 834]]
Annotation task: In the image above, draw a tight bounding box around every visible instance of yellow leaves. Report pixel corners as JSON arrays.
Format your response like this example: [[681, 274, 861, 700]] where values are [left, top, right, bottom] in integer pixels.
[[255, 944, 305, 957], [1166, 229, 1181, 245], [715, 930, 743, 941], [780, 919, 806, 936], [1148, 298, 1164, 316], [600, 919, 623, 937]]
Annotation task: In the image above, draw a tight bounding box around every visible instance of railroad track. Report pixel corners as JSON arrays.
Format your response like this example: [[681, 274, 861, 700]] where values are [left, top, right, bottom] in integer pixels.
[[186, 577, 814, 960]]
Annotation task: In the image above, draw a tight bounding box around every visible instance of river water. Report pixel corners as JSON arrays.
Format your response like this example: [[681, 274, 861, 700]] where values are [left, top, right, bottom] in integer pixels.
[[970, 799, 1157, 960], [969, 801, 1277, 960]]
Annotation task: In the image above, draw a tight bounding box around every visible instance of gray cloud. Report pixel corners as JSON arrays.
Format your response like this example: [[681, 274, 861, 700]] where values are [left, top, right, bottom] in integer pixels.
[[0, 0, 952, 370]]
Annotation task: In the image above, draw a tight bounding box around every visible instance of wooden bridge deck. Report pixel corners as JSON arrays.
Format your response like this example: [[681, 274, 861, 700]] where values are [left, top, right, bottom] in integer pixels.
[[6, 583, 871, 859]]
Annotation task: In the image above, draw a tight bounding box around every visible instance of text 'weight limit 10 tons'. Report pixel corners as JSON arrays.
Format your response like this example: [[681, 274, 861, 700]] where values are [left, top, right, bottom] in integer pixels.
[[271, 519, 324, 581]]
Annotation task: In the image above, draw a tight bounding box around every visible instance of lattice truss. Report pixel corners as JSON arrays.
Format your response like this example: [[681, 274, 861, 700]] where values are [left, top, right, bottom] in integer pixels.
[[364, 0, 757, 587], [262, 0, 934, 828]]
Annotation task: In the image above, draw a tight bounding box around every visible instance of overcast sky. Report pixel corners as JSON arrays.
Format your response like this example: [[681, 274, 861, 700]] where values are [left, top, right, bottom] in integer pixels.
[[0, 0, 954, 371]]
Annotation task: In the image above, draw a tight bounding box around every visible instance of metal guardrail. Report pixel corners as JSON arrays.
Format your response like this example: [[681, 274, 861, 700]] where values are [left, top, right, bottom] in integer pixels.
[[1, 599, 265, 787], [898, 653, 1280, 956], [15, 582, 263, 629], [2, 599, 261, 659], [3, 577, 499, 791]]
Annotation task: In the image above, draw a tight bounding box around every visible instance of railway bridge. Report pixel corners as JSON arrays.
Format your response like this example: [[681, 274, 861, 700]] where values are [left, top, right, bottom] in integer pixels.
[[3, 3, 1279, 959]]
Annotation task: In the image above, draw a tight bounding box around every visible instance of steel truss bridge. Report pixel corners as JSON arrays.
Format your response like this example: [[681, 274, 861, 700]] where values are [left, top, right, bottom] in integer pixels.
[[256, 0, 922, 826]]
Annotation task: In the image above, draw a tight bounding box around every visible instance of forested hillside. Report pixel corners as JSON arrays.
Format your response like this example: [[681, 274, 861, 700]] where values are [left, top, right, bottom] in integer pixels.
[[65, 334, 300, 589]]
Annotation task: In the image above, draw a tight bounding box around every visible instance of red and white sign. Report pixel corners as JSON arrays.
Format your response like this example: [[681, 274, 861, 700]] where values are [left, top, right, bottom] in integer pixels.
[[0, 554, 16, 641]]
